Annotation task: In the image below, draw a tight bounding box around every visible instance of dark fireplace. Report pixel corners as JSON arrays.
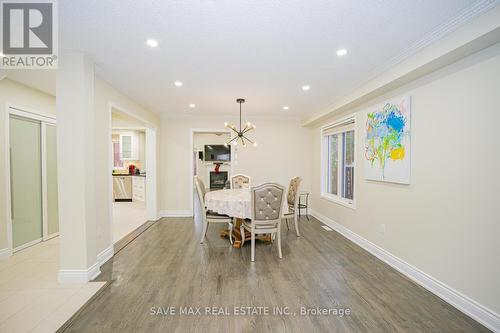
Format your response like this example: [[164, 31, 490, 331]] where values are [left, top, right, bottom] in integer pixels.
[[210, 171, 228, 190]]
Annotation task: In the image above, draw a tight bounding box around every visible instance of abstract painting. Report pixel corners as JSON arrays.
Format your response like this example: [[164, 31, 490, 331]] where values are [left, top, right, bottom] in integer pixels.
[[364, 96, 411, 184]]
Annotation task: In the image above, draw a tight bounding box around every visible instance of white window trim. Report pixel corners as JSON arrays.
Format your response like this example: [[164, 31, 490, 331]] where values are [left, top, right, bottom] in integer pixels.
[[320, 114, 356, 210], [112, 140, 127, 170]]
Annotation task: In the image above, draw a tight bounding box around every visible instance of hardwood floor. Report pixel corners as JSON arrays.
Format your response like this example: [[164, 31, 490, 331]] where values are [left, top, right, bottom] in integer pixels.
[[61, 216, 489, 332]]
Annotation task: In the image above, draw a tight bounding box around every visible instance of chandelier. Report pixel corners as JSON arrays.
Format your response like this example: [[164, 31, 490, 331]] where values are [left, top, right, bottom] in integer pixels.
[[224, 98, 257, 147]]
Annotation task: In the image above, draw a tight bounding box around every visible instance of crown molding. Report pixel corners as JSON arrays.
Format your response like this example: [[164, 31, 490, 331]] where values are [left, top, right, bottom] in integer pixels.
[[369, 0, 500, 79], [303, 1, 500, 127]]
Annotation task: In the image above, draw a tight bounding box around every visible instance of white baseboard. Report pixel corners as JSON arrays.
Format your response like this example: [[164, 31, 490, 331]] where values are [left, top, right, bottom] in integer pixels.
[[97, 245, 114, 266], [13, 237, 42, 253], [310, 210, 500, 333], [58, 261, 101, 284], [0, 248, 12, 261], [158, 210, 192, 218]]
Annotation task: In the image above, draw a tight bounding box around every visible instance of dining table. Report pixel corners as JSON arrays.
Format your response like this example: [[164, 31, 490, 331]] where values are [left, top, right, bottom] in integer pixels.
[[205, 188, 289, 248]]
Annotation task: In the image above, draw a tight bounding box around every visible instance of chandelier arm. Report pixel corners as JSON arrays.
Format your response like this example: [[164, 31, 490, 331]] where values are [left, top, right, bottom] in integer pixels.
[[229, 127, 239, 134], [242, 135, 254, 144], [226, 136, 238, 145], [241, 125, 248, 133], [242, 127, 254, 134]]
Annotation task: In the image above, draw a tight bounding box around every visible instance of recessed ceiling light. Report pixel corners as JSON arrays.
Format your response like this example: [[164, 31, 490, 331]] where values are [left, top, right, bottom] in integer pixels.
[[174, 81, 183, 87], [302, 85, 310, 91], [283, 106, 289, 110], [336, 48, 347, 56], [189, 103, 196, 108], [146, 39, 158, 47]]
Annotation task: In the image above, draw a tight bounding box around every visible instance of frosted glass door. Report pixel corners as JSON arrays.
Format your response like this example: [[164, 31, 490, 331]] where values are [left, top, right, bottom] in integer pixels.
[[45, 124, 59, 235], [10, 116, 43, 248]]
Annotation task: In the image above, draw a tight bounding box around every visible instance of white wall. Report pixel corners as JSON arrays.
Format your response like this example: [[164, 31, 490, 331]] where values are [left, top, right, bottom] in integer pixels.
[[310, 45, 500, 318], [0, 79, 56, 252], [160, 115, 312, 214]]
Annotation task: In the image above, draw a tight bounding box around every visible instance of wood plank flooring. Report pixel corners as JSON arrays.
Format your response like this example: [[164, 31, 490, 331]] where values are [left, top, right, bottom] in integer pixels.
[[61, 216, 489, 332]]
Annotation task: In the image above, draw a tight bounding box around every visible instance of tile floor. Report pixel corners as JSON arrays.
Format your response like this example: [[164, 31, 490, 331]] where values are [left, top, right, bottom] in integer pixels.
[[113, 201, 148, 243], [0, 238, 106, 333]]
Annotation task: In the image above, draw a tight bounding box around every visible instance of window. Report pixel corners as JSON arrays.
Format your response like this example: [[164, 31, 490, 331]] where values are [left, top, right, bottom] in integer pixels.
[[113, 141, 124, 168], [321, 117, 355, 207]]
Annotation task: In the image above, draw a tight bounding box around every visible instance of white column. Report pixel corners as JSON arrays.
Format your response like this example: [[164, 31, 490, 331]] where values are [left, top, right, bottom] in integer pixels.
[[56, 51, 99, 283]]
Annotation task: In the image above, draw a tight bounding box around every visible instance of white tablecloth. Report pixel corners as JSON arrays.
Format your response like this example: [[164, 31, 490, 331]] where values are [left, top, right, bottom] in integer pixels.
[[205, 188, 289, 219]]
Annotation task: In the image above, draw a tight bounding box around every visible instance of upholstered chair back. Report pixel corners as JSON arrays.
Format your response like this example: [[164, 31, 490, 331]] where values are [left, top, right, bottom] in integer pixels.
[[194, 176, 206, 205], [287, 176, 302, 207], [231, 174, 251, 189], [251, 183, 285, 221], [194, 176, 207, 224]]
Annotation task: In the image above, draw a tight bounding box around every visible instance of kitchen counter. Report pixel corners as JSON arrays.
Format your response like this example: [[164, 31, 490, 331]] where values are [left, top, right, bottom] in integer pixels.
[[112, 173, 146, 177]]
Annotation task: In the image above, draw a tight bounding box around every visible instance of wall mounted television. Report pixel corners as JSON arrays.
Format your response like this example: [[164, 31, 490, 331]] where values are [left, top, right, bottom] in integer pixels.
[[204, 145, 231, 161]]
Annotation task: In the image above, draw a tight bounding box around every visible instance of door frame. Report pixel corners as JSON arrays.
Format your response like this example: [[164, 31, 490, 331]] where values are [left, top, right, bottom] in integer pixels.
[[107, 102, 158, 246], [42, 122, 59, 241], [189, 128, 234, 216], [5, 104, 57, 253]]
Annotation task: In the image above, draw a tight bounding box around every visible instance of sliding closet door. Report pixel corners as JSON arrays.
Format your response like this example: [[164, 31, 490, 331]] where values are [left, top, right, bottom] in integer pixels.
[[10, 116, 43, 249], [45, 124, 59, 236]]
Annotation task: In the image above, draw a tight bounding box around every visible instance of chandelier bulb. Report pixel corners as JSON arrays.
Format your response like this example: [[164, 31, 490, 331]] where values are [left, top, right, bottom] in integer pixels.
[[233, 141, 238, 146], [253, 142, 258, 147], [224, 122, 228, 127], [246, 122, 251, 127], [224, 143, 228, 147], [253, 124, 256, 129]]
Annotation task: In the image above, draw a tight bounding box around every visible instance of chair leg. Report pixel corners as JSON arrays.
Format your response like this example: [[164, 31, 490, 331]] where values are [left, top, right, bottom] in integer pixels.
[[285, 218, 290, 230], [277, 229, 282, 259], [251, 232, 255, 262], [200, 221, 208, 243], [240, 225, 246, 246], [294, 213, 301, 237], [228, 222, 233, 244]]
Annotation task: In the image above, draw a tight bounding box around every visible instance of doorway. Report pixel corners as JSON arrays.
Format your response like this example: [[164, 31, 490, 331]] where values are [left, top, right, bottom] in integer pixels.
[[109, 107, 157, 243], [190, 129, 232, 221], [7, 107, 59, 252]]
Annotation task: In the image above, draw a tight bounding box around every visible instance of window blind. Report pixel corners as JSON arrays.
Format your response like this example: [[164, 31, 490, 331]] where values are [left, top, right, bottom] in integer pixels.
[[322, 118, 355, 136]]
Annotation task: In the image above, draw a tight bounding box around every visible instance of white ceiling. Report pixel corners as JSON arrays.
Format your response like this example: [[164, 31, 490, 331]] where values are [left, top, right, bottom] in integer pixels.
[[6, 0, 498, 119]]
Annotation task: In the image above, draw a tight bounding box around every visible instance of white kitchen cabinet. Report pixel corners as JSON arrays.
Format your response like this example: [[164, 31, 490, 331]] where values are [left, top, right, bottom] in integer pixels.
[[120, 132, 139, 160], [132, 176, 146, 202], [113, 176, 132, 200]]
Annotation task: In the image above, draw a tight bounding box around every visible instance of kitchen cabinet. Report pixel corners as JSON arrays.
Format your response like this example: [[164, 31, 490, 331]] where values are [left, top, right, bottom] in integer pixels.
[[120, 132, 139, 160], [132, 176, 146, 202], [113, 176, 132, 200]]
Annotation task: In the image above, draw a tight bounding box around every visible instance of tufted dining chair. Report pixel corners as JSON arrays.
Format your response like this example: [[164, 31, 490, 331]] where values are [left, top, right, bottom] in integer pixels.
[[283, 176, 302, 237], [194, 176, 233, 244], [231, 174, 251, 189], [240, 182, 286, 261]]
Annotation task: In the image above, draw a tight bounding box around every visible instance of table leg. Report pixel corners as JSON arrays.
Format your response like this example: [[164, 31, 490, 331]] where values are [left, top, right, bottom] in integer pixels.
[[298, 196, 302, 217], [220, 218, 272, 248], [305, 193, 310, 221]]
